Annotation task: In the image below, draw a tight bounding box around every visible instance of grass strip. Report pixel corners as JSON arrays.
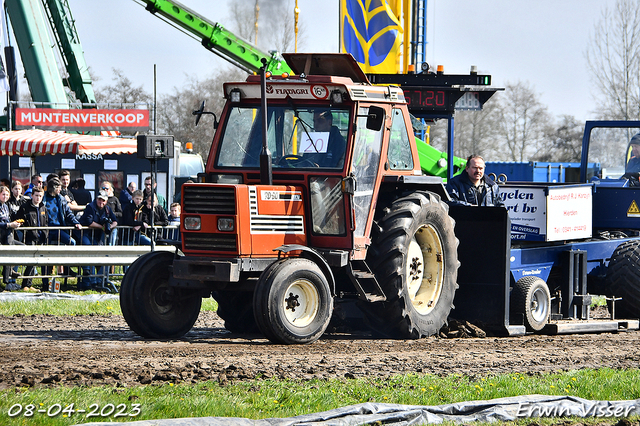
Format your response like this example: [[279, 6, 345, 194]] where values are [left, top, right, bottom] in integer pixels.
[[0, 296, 218, 316], [0, 368, 638, 426]]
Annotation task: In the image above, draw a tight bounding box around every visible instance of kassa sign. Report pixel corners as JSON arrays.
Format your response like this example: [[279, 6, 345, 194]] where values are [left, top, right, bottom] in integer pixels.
[[15, 108, 150, 131]]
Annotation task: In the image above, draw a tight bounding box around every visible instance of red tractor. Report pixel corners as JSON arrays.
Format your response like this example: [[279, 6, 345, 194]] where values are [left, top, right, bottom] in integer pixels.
[[121, 54, 460, 344]]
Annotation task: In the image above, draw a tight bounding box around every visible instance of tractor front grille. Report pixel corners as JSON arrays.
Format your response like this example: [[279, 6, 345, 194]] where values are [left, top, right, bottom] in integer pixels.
[[183, 233, 237, 251], [183, 186, 236, 214]]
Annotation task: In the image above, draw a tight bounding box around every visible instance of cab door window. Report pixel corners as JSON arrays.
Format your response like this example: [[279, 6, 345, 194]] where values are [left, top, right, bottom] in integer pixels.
[[387, 108, 414, 170], [351, 107, 384, 239]]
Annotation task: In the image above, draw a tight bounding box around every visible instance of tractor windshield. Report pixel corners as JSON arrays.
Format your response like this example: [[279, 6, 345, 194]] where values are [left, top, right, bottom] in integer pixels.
[[216, 106, 349, 170]]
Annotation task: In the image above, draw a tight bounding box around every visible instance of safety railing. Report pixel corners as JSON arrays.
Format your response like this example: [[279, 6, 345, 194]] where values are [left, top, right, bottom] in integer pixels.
[[0, 226, 179, 293]]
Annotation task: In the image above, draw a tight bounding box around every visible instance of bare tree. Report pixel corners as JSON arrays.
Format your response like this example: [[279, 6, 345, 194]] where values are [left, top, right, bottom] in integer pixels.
[[496, 81, 552, 161], [94, 68, 152, 105], [229, 0, 305, 53], [156, 68, 247, 158], [452, 97, 502, 159], [586, 0, 640, 120], [537, 115, 584, 162]]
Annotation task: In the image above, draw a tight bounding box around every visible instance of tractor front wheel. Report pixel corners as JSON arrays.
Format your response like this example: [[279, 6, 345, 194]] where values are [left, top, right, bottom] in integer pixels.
[[253, 258, 333, 344], [121, 251, 201, 339]]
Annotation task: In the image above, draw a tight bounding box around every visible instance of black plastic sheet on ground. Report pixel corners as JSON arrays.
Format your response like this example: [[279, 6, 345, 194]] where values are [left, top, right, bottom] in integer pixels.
[[78, 395, 640, 425]]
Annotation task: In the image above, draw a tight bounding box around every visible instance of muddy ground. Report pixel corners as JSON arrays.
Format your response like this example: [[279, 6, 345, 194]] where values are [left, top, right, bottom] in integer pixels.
[[0, 306, 639, 389]]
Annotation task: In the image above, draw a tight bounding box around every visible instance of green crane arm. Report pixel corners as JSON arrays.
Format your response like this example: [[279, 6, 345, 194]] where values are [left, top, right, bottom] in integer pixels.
[[415, 136, 466, 179], [136, 0, 292, 75], [6, 0, 68, 106], [42, 0, 96, 104]]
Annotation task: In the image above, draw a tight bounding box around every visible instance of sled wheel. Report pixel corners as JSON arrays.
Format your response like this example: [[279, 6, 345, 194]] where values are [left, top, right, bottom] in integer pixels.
[[512, 276, 551, 332], [213, 290, 258, 333], [604, 240, 640, 318], [253, 258, 333, 344], [121, 251, 201, 339], [363, 191, 460, 338]]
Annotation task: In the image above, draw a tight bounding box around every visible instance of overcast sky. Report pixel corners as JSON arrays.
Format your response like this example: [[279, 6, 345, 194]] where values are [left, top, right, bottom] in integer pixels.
[[4, 0, 619, 122]]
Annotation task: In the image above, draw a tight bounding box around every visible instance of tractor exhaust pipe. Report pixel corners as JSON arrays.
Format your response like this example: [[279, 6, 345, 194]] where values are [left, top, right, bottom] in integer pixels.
[[259, 58, 273, 185]]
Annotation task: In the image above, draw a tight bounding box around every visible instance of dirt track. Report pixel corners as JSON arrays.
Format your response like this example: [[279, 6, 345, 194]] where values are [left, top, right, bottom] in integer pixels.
[[0, 306, 639, 389]]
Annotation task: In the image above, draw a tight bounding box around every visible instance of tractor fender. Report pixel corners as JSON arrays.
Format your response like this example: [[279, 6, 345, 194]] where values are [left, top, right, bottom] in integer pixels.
[[275, 244, 336, 296]]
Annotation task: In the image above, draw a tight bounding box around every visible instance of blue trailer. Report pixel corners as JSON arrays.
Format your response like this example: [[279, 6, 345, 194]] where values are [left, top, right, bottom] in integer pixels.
[[450, 121, 640, 335], [485, 161, 603, 183]]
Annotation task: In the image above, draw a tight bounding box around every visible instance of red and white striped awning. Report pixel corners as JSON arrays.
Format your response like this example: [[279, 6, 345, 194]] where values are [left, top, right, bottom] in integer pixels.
[[0, 129, 137, 156]]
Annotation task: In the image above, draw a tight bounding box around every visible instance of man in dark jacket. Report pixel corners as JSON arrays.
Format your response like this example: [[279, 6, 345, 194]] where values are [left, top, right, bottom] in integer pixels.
[[78, 191, 118, 289], [447, 155, 504, 207], [69, 178, 92, 207], [100, 181, 122, 245], [16, 186, 48, 290], [122, 190, 150, 245], [141, 193, 168, 241], [119, 181, 136, 206]]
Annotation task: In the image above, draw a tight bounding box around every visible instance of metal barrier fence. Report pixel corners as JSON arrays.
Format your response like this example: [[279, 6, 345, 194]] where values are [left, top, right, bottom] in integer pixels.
[[0, 226, 179, 293]]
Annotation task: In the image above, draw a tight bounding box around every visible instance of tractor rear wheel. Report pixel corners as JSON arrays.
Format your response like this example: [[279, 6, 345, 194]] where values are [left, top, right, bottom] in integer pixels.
[[511, 276, 551, 332], [604, 240, 640, 318], [253, 258, 333, 344], [121, 251, 202, 339], [213, 290, 258, 333], [363, 191, 459, 339]]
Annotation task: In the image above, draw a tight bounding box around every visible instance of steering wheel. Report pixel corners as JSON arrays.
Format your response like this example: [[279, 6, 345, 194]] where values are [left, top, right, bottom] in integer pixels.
[[277, 155, 319, 168], [622, 171, 640, 186]]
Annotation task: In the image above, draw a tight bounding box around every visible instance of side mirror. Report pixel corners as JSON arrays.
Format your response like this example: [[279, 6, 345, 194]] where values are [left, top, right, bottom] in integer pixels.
[[192, 100, 218, 129], [366, 106, 385, 131]]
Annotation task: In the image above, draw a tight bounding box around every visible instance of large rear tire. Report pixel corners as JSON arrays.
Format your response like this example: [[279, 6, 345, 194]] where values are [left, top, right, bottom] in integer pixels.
[[511, 276, 550, 332], [363, 191, 459, 339], [253, 258, 333, 344], [604, 240, 640, 318], [121, 251, 202, 339]]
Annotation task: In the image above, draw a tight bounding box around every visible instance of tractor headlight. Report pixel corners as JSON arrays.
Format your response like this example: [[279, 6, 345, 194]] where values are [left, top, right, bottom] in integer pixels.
[[217, 217, 235, 232], [184, 216, 201, 231]]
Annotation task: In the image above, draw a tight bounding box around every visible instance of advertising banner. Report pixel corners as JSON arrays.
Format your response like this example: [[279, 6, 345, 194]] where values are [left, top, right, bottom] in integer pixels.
[[15, 108, 149, 131], [501, 184, 592, 242]]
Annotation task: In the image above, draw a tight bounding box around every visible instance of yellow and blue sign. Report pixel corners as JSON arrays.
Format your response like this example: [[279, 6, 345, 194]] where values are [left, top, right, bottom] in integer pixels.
[[341, 0, 402, 73]]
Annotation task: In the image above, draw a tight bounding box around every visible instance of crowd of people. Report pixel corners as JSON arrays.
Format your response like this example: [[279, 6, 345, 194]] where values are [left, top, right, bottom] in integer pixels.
[[0, 172, 181, 292]]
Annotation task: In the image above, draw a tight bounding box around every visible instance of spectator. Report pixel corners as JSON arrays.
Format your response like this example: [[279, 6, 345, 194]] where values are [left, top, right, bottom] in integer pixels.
[[168, 202, 181, 225], [143, 176, 166, 211], [43, 177, 82, 291], [122, 190, 150, 245], [142, 193, 168, 241], [8, 181, 30, 278], [100, 181, 122, 245], [44, 177, 82, 245], [15, 186, 47, 292], [45, 173, 60, 188], [8, 181, 29, 219], [0, 185, 23, 291], [120, 181, 136, 206], [23, 174, 43, 197], [59, 170, 85, 214], [167, 202, 181, 240], [78, 191, 118, 290], [69, 178, 92, 207]]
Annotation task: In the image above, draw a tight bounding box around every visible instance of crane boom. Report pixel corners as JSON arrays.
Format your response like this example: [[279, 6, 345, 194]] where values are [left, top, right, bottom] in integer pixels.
[[136, 0, 292, 74], [42, 0, 96, 104], [6, 0, 68, 106]]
